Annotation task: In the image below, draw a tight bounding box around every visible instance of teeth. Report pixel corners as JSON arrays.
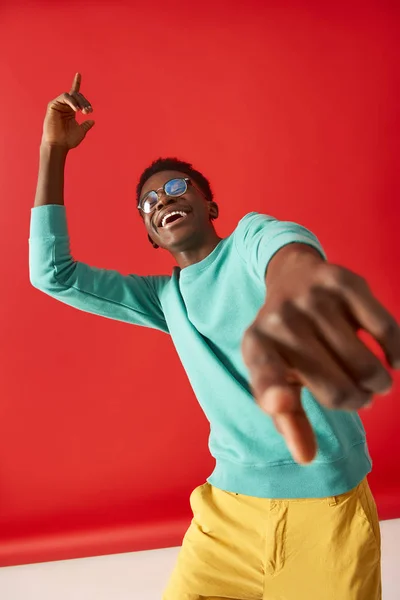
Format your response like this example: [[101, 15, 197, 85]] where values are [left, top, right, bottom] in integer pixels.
[[161, 211, 187, 228]]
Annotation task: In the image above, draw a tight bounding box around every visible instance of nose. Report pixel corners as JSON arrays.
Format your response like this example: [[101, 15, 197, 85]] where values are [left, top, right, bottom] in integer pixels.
[[155, 192, 176, 211]]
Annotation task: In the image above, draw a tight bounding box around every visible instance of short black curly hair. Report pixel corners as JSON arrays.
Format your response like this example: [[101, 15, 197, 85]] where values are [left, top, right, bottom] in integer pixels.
[[136, 157, 214, 207]]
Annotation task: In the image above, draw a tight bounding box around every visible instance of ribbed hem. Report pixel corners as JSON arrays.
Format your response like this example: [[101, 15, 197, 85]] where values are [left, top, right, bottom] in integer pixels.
[[207, 440, 372, 498], [30, 205, 68, 238]]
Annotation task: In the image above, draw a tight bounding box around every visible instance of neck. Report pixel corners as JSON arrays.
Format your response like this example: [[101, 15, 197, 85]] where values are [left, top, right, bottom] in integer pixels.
[[171, 229, 223, 269]]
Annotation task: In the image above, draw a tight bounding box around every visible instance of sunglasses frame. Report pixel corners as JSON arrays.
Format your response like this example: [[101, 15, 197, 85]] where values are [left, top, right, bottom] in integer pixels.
[[138, 177, 192, 214]]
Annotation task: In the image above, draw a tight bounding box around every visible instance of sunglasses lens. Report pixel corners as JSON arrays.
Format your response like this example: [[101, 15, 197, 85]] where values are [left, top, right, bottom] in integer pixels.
[[142, 192, 158, 213], [165, 178, 187, 197]]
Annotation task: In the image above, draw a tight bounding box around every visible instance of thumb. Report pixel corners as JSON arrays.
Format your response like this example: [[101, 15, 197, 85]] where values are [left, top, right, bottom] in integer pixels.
[[80, 120, 95, 136]]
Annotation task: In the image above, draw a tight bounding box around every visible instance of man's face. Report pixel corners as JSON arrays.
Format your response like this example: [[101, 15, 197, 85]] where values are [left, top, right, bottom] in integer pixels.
[[139, 170, 216, 251]]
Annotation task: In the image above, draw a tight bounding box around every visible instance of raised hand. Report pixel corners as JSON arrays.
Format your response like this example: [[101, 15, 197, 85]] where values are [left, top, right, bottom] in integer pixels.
[[41, 73, 95, 149]]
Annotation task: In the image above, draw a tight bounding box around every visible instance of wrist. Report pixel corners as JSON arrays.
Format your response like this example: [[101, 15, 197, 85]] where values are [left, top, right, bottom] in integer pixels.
[[40, 142, 69, 161]]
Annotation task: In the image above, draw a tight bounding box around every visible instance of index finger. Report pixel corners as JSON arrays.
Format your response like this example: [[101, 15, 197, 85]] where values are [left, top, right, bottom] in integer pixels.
[[242, 326, 317, 463], [70, 72, 81, 94]]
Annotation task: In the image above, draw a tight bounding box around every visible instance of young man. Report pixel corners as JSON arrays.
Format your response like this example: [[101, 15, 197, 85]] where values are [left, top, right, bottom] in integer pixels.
[[30, 74, 400, 599]]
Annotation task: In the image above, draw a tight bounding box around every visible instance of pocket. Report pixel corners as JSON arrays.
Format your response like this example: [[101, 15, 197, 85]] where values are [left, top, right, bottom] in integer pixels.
[[321, 479, 381, 572], [356, 479, 381, 553]]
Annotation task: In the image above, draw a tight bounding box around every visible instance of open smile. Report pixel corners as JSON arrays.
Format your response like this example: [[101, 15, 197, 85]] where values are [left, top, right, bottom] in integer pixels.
[[157, 210, 191, 230]]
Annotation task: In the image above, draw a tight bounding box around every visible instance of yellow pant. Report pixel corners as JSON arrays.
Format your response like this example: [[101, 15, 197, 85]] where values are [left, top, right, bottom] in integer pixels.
[[163, 477, 381, 599]]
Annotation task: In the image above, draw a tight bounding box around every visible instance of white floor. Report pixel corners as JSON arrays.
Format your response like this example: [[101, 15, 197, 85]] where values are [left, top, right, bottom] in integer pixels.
[[0, 519, 399, 599]]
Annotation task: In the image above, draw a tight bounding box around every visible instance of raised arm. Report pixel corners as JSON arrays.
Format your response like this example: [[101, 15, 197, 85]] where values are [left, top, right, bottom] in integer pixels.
[[30, 74, 169, 333]]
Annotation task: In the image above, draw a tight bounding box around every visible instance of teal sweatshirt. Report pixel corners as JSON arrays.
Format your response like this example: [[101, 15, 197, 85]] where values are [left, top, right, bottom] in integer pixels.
[[29, 206, 372, 498]]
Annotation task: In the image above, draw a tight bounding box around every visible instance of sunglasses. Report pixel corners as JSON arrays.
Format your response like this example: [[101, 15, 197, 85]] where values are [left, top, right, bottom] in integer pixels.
[[138, 177, 194, 214]]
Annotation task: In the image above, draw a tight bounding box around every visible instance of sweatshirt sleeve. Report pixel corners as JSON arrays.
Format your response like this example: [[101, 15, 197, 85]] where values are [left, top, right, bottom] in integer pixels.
[[234, 212, 327, 283], [29, 205, 169, 333]]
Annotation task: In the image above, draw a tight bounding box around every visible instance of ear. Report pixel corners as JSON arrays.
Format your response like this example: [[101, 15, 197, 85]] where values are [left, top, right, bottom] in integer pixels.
[[148, 234, 159, 249], [209, 201, 219, 221]]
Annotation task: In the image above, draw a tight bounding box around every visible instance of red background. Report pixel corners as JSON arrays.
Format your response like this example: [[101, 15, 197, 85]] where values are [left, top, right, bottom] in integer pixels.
[[0, 0, 399, 567]]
